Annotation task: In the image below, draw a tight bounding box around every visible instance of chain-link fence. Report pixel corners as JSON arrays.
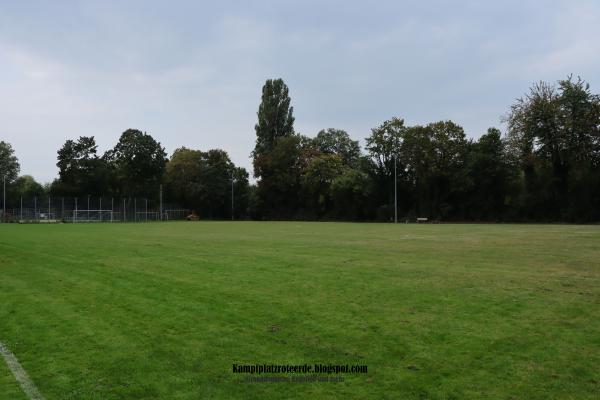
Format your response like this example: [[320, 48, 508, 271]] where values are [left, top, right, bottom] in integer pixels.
[[0, 196, 189, 223]]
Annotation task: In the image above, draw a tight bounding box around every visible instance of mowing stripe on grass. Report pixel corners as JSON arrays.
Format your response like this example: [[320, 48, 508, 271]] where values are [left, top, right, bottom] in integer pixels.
[[0, 341, 45, 400]]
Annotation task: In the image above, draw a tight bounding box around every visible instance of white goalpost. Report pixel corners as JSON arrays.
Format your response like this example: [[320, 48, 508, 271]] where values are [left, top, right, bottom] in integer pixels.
[[72, 209, 114, 223]]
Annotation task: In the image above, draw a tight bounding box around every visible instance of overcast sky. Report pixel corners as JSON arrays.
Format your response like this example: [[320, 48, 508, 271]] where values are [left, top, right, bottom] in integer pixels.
[[2, 1, 600, 183]]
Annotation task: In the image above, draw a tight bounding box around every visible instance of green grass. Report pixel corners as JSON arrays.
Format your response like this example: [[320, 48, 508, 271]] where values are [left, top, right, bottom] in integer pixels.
[[1, 222, 599, 399], [0, 356, 27, 400]]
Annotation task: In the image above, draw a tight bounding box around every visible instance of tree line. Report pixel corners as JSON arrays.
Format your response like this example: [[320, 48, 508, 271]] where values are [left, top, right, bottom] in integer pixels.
[[1, 75, 599, 222]]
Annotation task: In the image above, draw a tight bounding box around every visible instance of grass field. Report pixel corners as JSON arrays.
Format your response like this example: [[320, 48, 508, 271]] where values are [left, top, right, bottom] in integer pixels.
[[0, 222, 599, 399]]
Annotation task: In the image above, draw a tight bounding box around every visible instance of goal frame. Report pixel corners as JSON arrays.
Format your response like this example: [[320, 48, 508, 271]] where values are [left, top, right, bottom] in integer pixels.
[[72, 209, 114, 223]]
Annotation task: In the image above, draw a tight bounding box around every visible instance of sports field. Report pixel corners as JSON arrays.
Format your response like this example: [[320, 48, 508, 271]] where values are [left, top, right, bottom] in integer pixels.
[[0, 222, 599, 399]]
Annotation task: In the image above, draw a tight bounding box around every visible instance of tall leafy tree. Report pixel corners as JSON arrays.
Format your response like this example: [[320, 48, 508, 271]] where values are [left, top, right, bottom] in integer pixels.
[[465, 128, 516, 219], [0, 141, 20, 184], [557, 76, 600, 164], [253, 78, 295, 170], [164, 147, 205, 208], [105, 129, 167, 198], [313, 128, 361, 167], [556, 76, 600, 220], [253, 135, 309, 218], [55, 136, 110, 196], [366, 117, 408, 219], [507, 81, 570, 218], [300, 153, 345, 217], [366, 117, 406, 177], [252, 79, 299, 218], [12, 175, 45, 199], [231, 166, 250, 220], [427, 120, 470, 218], [425, 121, 469, 219], [0, 141, 20, 210], [330, 166, 373, 220], [4, 175, 47, 210], [164, 147, 249, 218], [200, 149, 238, 218], [400, 125, 435, 217], [506, 76, 600, 220]]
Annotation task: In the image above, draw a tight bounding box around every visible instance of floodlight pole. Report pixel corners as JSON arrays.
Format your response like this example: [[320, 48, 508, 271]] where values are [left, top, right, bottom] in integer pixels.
[[394, 154, 397, 224], [74, 197, 78, 223], [145, 198, 148, 222], [20, 196, 22, 221], [134, 198, 137, 222], [111, 198, 114, 223], [231, 171, 234, 221], [159, 185, 163, 221], [99, 197, 102, 222], [34, 196, 37, 222], [48, 196, 51, 220], [2, 175, 5, 221], [87, 195, 90, 221]]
